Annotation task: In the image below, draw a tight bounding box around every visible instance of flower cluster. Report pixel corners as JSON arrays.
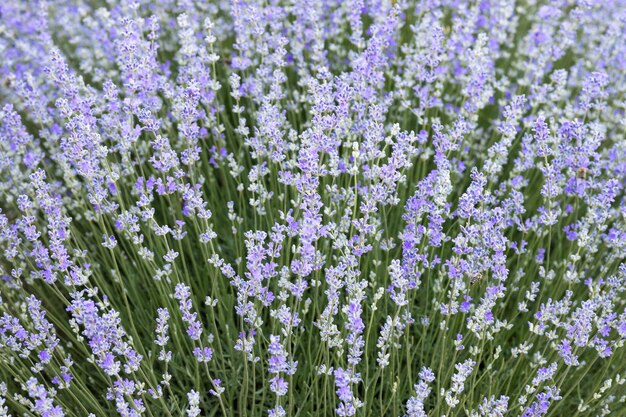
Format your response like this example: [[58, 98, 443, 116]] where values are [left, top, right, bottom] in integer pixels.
[[1, 0, 625, 416]]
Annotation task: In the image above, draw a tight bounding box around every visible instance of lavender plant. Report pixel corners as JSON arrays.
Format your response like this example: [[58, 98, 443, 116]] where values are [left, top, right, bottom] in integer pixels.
[[1, 0, 625, 416]]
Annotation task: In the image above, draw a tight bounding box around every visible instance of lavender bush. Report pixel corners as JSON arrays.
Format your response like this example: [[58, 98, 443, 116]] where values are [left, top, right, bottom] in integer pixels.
[[1, 0, 625, 416]]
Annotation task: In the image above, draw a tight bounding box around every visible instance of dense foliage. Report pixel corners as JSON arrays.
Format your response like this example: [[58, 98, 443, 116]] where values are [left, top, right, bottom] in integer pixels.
[[1, 1, 625, 416]]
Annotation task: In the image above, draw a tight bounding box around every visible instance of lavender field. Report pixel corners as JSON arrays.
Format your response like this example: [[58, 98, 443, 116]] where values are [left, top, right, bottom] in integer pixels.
[[1, 1, 625, 416]]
